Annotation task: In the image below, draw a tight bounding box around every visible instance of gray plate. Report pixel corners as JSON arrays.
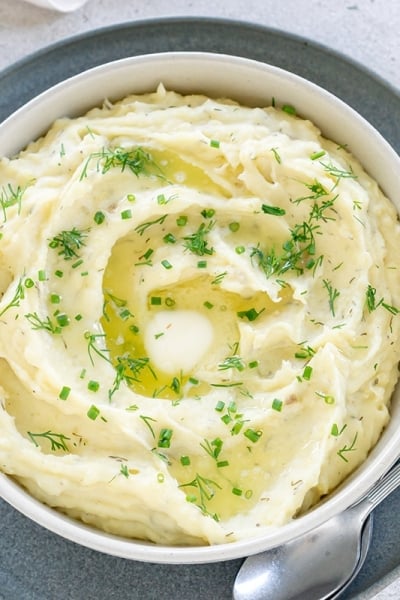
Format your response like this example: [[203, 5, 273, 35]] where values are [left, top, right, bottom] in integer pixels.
[[0, 17, 399, 600]]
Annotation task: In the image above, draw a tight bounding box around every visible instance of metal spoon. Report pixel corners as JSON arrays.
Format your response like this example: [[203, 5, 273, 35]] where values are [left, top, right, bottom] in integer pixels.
[[327, 514, 373, 599], [233, 460, 400, 600]]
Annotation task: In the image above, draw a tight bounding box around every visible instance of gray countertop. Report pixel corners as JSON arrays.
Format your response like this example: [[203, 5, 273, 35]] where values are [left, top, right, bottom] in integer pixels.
[[0, 0, 399, 91], [0, 1, 399, 599]]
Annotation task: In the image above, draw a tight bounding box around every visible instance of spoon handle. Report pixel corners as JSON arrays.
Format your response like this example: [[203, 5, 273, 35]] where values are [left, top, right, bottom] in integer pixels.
[[360, 460, 400, 513]]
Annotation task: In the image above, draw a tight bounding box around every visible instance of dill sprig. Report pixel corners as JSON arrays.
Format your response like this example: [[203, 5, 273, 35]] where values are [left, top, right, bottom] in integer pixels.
[[49, 228, 88, 261], [183, 220, 215, 256], [179, 473, 222, 518], [134, 214, 168, 236], [28, 430, 70, 452], [365, 284, 399, 315], [0, 278, 24, 318], [84, 331, 111, 365], [321, 161, 357, 180], [80, 146, 164, 180], [109, 355, 156, 399], [250, 218, 319, 278], [25, 312, 61, 334], [200, 438, 224, 462], [323, 279, 340, 316], [337, 432, 358, 462], [218, 355, 245, 372], [0, 183, 28, 222]]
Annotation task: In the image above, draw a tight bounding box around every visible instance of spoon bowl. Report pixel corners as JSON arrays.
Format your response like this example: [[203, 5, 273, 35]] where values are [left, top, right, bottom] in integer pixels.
[[233, 461, 400, 600]]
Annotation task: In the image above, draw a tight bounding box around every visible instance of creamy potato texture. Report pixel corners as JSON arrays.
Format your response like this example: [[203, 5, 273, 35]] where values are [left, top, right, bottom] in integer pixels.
[[0, 85, 400, 545]]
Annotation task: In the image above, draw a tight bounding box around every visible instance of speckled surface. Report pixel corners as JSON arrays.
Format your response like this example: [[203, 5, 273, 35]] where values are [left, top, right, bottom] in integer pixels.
[[0, 3, 399, 600]]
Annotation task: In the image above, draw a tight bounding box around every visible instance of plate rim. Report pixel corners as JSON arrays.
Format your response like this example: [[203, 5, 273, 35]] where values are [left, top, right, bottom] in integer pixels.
[[0, 15, 399, 100]]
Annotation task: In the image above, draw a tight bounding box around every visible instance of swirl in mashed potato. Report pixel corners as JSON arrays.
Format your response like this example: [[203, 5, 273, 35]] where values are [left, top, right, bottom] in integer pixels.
[[0, 85, 399, 545]]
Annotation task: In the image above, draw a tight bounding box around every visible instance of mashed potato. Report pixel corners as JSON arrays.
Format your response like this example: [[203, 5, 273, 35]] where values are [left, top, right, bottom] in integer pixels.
[[0, 85, 399, 545]]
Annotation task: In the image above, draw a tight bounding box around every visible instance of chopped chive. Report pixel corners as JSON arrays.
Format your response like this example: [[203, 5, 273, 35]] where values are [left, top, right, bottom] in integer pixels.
[[94, 211, 105, 225], [197, 260, 207, 268], [121, 209, 132, 220], [232, 487, 243, 496], [71, 259, 84, 269], [59, 385, 71, 400], [228, 401, 237, 413], [217, 460, 229, 468], [157, 473, 165, 483], [50, 293, 61, 304], [55, 313, 69, 327], [316, 391, 335, 404], [127, 194, 136, 202], [150, 296, 162, 306], [201, 208, 215, 218], [302, 365, 313, 380], [55, 270, 64, 278], [24, 278, 35, 289], [215, 400, 225, 412], [245, 489, 253, 499], [231, 421, 244, 435], [142, 248, 154, 260], [248, 360, 259, 369], [38, 270, 47, 281], [261, 204, 286, 216], [157, 193, 167, 204], [87, 404, 100, 420], [189, 377, 199, 385], [158, 428, 173, 448], [310, 150, 326, 160], [331, 423, 347, 437], [221, 414, 232, 425], [163, 233, 176, 244], [237, 307, 264, 322], [161, 259, 173, 270], [210, 139, 220, 148], [235, 245, 246, 254], [165, 297, 175, 307], [331, 423, 339, 436], [176, 215, 188, 227], [244, 428, 262, 443], [79, 368, 86, 379], [80, 271, 89, 277], [180, 455, 191, 466], [229, 222, 240, 232], [88, 380, 100, 392], [203, 301, 214, 309], [271, 398, 283, 412], [282, 104, 296, 115]]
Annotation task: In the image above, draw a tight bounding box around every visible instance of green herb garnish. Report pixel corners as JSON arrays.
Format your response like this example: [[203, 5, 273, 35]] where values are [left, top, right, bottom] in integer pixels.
[[183, 221, 215, 256], [28, 430, 70, 452], [80, 146, 163, 180], [261, 204, 286, 216], [323, 279, 340, 316], [0, 278, 25, 318], [49, 228, 88, 261], [337, 432, 358, 462], [25, 312, 61, 334]]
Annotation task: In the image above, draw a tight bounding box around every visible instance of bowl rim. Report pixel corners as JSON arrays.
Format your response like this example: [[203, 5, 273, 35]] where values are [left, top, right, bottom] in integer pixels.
[[1, 50, 400, 564]]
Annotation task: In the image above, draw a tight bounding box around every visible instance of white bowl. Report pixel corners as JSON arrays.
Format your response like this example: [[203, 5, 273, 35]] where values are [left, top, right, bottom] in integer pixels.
[[1, 52, 400, 564]]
